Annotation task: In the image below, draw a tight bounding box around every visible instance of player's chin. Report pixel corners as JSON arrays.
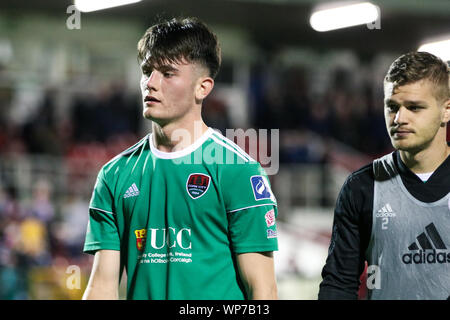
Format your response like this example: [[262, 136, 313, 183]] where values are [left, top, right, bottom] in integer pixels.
[[143, 108, 151, 119], [143, 107, 159, 120], [143, 110, 171, 126], [391, 139, 423, 153]]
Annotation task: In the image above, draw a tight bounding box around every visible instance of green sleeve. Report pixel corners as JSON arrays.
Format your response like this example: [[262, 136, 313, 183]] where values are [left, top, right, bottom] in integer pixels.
[[83, 169, 120, 254], [221, 161, 277, 212], [222, 161, 278, 253], [228, 205, 278, 253]]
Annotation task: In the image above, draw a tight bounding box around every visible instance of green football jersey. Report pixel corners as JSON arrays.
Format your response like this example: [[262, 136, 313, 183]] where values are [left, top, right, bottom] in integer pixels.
[[83, 128, 278, 300]]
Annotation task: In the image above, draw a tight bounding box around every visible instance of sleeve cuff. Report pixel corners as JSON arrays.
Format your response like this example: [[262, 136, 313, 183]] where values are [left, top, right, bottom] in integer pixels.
[[83, 241, 121, 255]]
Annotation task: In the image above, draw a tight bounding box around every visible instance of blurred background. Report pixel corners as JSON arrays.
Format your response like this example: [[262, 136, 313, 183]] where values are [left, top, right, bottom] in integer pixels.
[[0, 0, 449, 300]]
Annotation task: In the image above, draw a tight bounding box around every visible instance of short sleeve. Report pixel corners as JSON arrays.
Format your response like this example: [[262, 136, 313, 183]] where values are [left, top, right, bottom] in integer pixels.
[[89, 169, 114, 213], [228, 205, 278, 253], [221, 161, 278, 253], [221, 161, 277, 212], [83, 169, 120, 254]]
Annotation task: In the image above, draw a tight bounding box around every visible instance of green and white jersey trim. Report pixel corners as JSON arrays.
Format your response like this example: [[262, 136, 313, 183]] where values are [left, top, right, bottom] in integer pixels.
[[210, 130, 255, 163], [108, 136, 149, 163], [89, 206, 114, 215], [147, 127, 256, 164], [149, 128, 215, 159], [227, 203, 275, 213]]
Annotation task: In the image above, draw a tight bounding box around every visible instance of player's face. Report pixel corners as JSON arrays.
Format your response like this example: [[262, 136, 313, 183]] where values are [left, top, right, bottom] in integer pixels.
[[384, 79, 449, 153], [140, 59, 204, 125]]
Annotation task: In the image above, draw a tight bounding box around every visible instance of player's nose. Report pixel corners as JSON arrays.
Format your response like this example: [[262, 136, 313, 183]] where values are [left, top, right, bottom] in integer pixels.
[[146, 70, 161, 91], [393, 107, 408, 125]]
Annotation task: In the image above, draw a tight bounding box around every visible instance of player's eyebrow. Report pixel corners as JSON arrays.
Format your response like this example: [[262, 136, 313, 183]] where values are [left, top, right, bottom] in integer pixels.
[[140, 61, 180, 76], [402, 100, 428, 107], [385, 99, 398, 105], [156, 64, 179, 73], [384, 99, 428, 107]]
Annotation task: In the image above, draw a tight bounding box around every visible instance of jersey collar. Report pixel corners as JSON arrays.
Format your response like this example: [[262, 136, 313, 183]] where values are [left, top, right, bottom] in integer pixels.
[[149, 127, 214, 159]]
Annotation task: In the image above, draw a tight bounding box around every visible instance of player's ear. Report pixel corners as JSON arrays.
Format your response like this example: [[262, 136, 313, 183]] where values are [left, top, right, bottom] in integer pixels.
[[442, 98, 450, 124], [195, 76, 214, 101]]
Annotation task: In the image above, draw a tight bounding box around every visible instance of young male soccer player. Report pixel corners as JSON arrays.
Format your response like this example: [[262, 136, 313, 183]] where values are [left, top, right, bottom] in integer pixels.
[[319, 51, 450, 299], [82, 17, 278, 300]]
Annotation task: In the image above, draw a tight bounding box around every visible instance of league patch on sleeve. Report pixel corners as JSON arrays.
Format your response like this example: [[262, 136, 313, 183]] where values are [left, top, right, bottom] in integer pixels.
[[265, 209, 275, 227], [250, 175, 273, 201], [267, 229, 277, 239]]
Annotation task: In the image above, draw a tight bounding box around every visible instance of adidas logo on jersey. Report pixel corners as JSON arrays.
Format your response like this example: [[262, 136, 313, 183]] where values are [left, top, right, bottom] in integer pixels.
[[401, 222, 450, 264], [124, 183, 140, 198], [375, 203, 396, 218]]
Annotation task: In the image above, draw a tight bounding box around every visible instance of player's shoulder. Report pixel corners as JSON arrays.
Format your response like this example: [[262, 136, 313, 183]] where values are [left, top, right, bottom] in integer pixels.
[[100, 135, 150, 175], [343, 162, 374, 191], [207, 129, 257, 166], [335, 162, 375, 219]]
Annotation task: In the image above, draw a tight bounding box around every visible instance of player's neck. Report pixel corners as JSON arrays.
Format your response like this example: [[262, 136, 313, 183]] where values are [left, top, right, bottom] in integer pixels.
[[152, 119, 209, 153], [399, 138, 450, 174]]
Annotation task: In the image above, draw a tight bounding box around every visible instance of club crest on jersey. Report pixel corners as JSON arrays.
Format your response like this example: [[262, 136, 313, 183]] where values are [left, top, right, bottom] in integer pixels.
[[250, 175, 273, 201], [135, 229, 147, 252], [186, 173, 211, 199]]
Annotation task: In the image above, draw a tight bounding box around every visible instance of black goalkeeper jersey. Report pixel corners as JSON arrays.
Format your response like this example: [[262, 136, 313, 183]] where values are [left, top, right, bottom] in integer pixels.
[[318, 148, 450, 299]]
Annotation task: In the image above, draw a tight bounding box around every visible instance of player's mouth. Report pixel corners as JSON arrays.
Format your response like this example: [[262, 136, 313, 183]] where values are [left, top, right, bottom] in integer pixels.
[[391, 127, 414, 138], [144, 95, 161, 105]]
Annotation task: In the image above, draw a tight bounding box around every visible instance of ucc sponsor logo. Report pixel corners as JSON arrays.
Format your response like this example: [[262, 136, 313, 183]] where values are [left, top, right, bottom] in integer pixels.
[[149, 227, 192, 250], [135, 227, 192, 250]]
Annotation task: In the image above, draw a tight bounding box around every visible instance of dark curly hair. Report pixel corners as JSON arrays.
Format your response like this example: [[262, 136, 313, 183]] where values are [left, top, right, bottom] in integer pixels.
[[137, 17, 221, 79], [385, 51, 449, 102]]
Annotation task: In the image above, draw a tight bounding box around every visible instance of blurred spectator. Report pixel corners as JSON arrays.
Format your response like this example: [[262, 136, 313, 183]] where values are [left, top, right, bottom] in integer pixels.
[[27, 179, 55, 224], [0, 186, 30, 299], [53, 194, 88, 258], [18, 216, 49, 265], [21, 88, 62, 155]]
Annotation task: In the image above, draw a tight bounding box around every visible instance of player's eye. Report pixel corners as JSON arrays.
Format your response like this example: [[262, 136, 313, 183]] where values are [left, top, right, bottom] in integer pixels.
[[408, 105, 421, 112], [141, 66, 153, 76], [163, 72, 174, 78], [386, 104, 398, 112]]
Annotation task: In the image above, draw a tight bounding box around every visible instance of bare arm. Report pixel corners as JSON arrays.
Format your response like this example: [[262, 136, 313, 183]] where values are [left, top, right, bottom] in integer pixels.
[[236, 251, 278, 300], [82, 250, 121, 300]]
